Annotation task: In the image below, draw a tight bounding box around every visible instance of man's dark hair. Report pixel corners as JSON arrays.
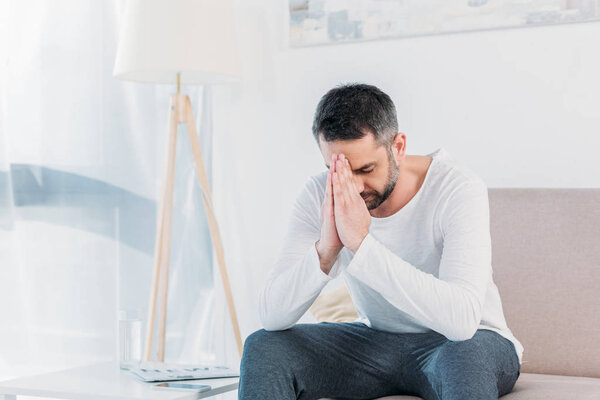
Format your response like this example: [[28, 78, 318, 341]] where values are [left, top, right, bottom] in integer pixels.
[[312, 83, 398, 146]]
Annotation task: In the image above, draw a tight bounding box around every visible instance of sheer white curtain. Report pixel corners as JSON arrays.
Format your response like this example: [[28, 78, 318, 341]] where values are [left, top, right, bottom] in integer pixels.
[[0, 1, 239, 395]]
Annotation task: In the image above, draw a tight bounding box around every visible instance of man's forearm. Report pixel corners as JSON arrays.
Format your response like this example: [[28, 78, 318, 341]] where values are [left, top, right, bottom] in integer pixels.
[[315, 240, 341, 275], [346, 233, 490, 341], [259, 243, 335, 330]]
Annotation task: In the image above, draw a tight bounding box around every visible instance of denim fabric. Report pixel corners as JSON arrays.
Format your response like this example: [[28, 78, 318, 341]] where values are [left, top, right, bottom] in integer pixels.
[[239, 322, 520, 400]]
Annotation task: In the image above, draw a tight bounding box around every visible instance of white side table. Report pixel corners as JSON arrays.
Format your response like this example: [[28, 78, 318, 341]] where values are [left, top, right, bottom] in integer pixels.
[[0, 361, 239, 399]]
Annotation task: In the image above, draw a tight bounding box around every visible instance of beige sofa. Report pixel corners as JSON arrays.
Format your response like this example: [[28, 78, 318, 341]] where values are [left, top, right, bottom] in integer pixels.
[[311, 188, 600, 399]]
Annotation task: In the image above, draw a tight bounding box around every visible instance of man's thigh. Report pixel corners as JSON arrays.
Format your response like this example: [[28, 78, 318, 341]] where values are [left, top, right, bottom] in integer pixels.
[[240, 321, 420, 400], [414, 329, 520, 400]]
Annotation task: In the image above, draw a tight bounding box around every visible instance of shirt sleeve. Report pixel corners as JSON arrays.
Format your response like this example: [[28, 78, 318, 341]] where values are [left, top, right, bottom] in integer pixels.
[[259, 176, 344, 331], [345, 180, 492, 341]]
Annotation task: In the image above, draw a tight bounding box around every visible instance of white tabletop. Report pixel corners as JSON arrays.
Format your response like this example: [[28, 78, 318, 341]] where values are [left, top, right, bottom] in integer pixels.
[[0, 361, 239, 400]]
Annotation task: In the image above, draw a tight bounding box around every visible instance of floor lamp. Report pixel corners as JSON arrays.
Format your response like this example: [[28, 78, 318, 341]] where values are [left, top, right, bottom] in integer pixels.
[[113, 0, 243, 362]]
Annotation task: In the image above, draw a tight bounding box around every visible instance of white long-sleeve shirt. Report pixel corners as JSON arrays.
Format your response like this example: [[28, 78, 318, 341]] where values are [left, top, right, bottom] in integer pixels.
[[259, 147, 524, 365]]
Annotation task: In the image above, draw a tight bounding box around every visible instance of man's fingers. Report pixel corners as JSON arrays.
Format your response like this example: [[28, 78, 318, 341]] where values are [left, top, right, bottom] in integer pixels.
[[343, 159, 352, 183], [346, 160, 360, 196], [337, 158, 348, 179], [327, 156, 334, 190], [327, 155, 337, 194], [332, 171, 345, 206], [325, 169, 333, 210], [336, 159, 353, 204], [340, 154, 349, 179], [340, 157, 353, 186], [334, 154, 361, 204], [340, 158, 361, 198], [339, 158, 349, 183]]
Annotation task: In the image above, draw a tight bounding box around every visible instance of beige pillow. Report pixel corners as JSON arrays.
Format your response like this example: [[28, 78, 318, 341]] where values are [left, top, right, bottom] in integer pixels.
[[309, 285, 359, 323]]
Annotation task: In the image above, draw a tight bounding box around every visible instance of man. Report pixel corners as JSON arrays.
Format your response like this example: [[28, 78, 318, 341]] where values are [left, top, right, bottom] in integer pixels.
[[238, 83, 523, 400]]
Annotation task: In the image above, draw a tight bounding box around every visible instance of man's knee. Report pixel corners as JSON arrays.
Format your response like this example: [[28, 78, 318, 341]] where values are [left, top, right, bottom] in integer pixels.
[[242, 329, 270, 359], [241, 328, 291, 367], [422, 338, 498, 400], [239, 329, 297, 398], [243, 328, 267, 350]]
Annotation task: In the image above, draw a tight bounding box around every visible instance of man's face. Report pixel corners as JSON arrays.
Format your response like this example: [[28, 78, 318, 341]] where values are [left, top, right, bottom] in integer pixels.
[[319, 133, 399, 210]]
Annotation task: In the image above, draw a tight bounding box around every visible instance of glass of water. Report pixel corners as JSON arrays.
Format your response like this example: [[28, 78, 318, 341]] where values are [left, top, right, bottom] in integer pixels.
[[118, 309, 143, 370]]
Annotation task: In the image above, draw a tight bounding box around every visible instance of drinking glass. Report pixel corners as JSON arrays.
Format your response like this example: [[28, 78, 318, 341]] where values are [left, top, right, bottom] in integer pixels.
[[118, 309, 142, 370]]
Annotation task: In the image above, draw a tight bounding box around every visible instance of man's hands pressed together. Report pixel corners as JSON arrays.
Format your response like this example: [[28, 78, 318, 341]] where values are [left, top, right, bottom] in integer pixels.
[[316, 153, 371, 275], [332, 154, 371, 253], [315, 154, 344, 274]]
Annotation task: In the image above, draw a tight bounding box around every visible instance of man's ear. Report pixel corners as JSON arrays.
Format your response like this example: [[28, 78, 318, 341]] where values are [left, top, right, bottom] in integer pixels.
[[391, 132, 406, 160]]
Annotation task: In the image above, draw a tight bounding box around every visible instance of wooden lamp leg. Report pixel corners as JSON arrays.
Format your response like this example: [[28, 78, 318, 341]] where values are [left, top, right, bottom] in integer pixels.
[[183, 95, 244, 359], [144, 94, 179, 362]]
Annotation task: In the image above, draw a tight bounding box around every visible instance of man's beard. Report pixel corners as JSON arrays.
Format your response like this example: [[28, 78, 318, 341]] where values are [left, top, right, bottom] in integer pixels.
[[361, 152, 399, 210]]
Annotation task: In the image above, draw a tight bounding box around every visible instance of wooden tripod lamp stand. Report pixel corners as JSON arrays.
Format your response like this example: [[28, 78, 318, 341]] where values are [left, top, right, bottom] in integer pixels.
[[113, 0, 243, 361]]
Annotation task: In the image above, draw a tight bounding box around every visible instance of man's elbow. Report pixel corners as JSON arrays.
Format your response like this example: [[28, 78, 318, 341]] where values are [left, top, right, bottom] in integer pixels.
[[262, 320, 294, 331], [445, 324, 479, 342], [259, 310, 295, 331], [445, 291, 482, 341], [259, 295, 295, 331]]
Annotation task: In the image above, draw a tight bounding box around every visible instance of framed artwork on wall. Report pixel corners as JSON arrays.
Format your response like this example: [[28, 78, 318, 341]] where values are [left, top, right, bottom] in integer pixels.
[[289, 0, 600, 47]]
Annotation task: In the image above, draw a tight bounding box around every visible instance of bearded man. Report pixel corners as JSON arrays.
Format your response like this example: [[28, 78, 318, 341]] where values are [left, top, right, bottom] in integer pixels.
[[238, 83, 523, 400]]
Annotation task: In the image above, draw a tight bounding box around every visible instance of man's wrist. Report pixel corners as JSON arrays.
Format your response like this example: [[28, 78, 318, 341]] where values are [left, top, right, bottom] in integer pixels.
[[348, 232, 368, 254], [315, 241, 341, 275]]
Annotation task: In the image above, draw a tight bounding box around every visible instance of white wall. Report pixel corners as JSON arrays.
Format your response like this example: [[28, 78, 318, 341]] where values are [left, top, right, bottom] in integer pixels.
[[212, 2, 600, 334]]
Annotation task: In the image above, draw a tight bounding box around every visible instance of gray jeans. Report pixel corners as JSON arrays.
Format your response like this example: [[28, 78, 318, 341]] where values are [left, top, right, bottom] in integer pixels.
[[238, 322, 520, 400]]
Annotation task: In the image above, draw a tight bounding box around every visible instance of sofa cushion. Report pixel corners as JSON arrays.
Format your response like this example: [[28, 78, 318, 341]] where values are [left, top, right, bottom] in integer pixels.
[[319, 373, 600, 399], [502, 373, 600, 399], [489, 189, 600, 377], [309, 285, 358, 323]]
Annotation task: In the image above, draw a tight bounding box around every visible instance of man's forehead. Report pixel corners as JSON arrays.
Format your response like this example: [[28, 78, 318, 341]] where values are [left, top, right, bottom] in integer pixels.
[[325, 160, 377, 171], [320, 137, 384, 163], [319, 134, 380, 154]]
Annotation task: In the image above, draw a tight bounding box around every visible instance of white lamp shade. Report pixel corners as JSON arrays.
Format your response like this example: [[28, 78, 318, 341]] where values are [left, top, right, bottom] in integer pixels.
[[114, 0, 240, 85]]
